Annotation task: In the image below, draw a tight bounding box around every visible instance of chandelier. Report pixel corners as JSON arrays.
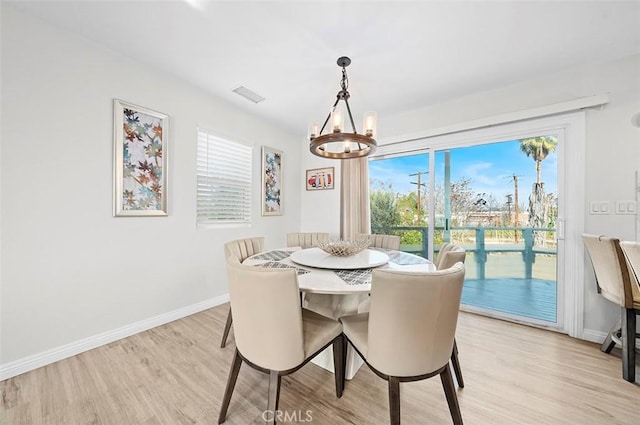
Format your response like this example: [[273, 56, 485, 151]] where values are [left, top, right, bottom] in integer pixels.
[[308, 56, 377, 159]]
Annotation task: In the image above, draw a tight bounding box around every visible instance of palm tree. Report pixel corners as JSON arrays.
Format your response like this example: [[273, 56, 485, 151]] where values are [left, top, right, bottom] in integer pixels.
[[520, 136, 557, 247], [519, 136, 558, 184]]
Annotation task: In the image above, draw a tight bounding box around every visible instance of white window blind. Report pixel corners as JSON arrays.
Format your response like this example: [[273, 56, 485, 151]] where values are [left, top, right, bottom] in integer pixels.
[[197, 129, 252, 225]]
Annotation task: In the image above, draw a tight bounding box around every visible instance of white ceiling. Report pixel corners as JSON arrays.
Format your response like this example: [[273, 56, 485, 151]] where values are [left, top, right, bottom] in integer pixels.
[[7, 1, 640, 139]]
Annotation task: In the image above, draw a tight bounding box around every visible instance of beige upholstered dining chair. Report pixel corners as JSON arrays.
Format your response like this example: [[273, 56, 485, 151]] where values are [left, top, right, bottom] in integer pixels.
[[219, 258, 344, 424], [361, 233, 401, 250], [435, 242, 453, 268], [435, 244, 467, 388], [286, 232, 330, 248], [355, 234, 400, 315], [220, 237, 265, 348], [583, 234, 638, 382], [340, 263, 466, 425]]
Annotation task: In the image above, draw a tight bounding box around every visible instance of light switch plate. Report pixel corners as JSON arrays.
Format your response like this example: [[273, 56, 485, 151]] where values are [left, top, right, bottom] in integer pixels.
[[590, 201, 611, 215], [616, 200, 637, 215]]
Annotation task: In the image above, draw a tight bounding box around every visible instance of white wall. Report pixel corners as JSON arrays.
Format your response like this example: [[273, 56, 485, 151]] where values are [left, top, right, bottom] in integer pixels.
[[0, 6, 302, 372], [3, 4, 638, 378], [303, 54, 640, 338], [300, 154, 342, 237]]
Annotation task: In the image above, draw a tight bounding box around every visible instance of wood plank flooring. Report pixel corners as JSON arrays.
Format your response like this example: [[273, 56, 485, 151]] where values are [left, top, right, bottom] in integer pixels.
[[2, 304, 639, 424]]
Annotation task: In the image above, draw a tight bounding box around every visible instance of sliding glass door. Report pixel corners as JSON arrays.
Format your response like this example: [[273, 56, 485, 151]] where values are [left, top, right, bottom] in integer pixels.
[[370, 134, 563, 329], [432, 138, 559, 326]]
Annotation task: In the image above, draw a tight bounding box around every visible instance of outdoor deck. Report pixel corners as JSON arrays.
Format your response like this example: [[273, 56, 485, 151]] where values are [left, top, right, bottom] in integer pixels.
[[374, 225, 559, 323], [462, 277, 557, 322]]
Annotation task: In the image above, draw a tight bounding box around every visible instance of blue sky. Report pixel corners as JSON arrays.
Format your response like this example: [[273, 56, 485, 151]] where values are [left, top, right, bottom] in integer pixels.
[[369, 140, 558, 207]]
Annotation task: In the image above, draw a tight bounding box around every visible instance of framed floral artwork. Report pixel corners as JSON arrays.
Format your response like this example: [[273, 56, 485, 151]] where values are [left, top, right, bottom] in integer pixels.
[[306, 167, 334, 190], [261, 146, 283, 216], [113, 99, 168, 217]]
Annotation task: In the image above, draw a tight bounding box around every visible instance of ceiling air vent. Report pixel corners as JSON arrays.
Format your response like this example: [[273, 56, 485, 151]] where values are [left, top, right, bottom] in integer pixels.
[[232, 86, 265, 104]]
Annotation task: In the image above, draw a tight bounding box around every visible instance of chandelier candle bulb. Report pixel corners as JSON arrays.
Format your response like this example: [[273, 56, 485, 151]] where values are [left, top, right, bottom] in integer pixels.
[[363, 111, 377, 137], [308, 122, 319, 139], [331, 107, 343, 133]]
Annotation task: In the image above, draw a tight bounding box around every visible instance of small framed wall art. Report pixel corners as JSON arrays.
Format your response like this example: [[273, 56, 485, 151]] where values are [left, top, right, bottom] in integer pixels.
[[261, 146, 283, 216], [113, 99, 168, 217], [306, 167, 334, 191]]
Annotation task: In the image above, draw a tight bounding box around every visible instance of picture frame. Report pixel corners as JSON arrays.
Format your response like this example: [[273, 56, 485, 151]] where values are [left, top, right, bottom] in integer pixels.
[[306, 167, 335, 191], [113, 99, 168, 217], [261, 146, 283, 216]]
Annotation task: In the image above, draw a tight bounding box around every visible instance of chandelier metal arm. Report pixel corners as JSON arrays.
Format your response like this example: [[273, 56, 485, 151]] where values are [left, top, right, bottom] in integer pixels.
[[343, 97, 357, 133], [342, 97, 363, 151], [319, 97, 341, 136]]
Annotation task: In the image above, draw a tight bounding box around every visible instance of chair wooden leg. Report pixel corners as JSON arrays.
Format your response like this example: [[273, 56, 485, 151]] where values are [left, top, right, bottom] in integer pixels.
[[332, 335, 345, 398], [621, 308, 636, 383], [218, 349, 242, 424], [440, 365, 464, 425], [220, 308, 233, 348], [266, 370, 281, 425], [450, 339, 464, 388], [601, 316, 620, 353], [388, 377, 401, 425], [341, 334, 348, 390]]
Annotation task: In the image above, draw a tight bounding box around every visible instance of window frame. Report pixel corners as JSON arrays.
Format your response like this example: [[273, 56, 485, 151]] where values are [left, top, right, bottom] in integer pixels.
[[196, 128, 253, 228]]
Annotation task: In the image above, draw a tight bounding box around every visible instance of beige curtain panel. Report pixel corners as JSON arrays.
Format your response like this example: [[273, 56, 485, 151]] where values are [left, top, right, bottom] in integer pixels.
[[340, 157, 371, 241]]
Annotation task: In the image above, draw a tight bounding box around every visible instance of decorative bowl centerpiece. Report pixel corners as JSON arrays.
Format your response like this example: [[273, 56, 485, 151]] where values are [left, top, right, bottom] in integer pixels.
[[316, 237, 371, 257]]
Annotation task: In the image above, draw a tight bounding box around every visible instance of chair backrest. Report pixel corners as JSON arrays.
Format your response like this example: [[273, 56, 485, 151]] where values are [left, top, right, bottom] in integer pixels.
[[437, 244, 466, 270], [619, 241, 640, 306], [224, 237, 265, 262], [225, 257, 305, 371], [582, 234, 631, 308], [367, 263, 465, 377], [363, 234, 401, 250], [286, 232, 330, 248], [435, 243, 452, 267]]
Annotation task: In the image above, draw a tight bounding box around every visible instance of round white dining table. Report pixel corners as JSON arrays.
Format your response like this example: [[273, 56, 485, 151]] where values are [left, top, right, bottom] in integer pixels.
[[243, 246, 435, 379], [243, 246, 435, 295]]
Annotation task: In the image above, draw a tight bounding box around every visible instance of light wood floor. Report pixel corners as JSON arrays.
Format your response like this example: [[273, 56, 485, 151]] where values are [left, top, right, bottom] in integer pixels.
[[2, 305, 638, 424]]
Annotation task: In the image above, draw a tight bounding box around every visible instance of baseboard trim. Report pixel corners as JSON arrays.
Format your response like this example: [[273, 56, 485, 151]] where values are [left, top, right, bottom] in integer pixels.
[[0, 295, 230, 381], [581, 328, 607, 344], [582, 328, 640, 349]]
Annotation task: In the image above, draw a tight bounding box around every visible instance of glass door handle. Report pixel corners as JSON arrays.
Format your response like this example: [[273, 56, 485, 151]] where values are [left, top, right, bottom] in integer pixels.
[[557, 218, 565, 240]]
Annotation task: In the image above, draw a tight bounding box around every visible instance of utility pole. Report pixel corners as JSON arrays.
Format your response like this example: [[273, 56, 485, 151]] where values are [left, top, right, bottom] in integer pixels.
[[510, 174, 521, 242], [409, 171, 428, 225], [505, 194, 513, 224]]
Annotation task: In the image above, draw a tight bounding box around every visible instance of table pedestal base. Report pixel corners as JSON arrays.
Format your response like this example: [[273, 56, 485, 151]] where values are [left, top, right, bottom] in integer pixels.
[[304, 292, 369, 380], [311, 345, 364, 380]]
